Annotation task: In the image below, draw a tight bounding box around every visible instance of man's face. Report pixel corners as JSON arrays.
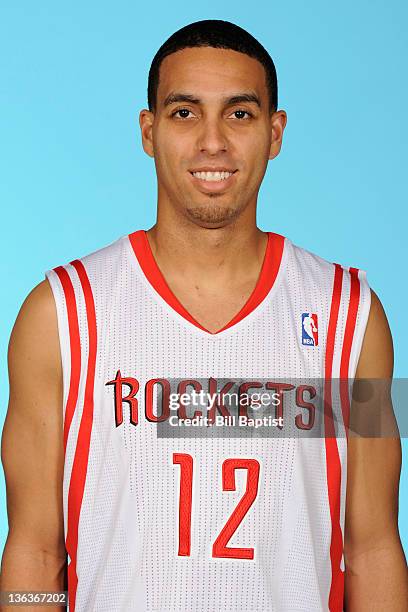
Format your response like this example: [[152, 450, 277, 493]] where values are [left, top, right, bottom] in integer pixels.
[[140, 47, 286, 228]]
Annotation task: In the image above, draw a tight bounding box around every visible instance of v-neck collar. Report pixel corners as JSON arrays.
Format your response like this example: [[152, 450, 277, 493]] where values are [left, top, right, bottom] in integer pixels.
[[128, 229, 285, 336]]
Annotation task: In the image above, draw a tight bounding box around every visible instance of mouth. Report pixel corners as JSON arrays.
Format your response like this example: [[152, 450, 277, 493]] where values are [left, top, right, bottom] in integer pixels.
[[188, 169, 238, 192]]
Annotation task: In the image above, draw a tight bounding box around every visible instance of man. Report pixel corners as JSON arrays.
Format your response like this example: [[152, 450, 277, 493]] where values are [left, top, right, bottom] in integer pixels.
[[1, 18, 407, 612]]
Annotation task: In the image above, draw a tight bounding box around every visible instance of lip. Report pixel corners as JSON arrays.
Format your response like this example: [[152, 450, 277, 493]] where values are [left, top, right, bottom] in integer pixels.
[[189, 169, 238, 193], [189, 167, 237, 173]]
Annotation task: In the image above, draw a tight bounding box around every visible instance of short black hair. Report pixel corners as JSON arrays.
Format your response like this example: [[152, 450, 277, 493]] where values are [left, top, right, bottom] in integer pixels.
[[147, 20, 278, 114]]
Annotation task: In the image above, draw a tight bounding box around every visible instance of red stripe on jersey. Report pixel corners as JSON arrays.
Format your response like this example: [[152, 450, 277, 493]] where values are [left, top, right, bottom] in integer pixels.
[[324, 263, 345, 612], [65, 259, 97, 612], [340, 268, 361, 435], [128, 230, 285, 335], [53, 266, 81, 454]]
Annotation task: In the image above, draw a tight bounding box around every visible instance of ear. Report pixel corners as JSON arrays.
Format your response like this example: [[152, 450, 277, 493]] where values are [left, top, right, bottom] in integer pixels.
[[268, 110, 287, 160], [139, 109, 155, 158]]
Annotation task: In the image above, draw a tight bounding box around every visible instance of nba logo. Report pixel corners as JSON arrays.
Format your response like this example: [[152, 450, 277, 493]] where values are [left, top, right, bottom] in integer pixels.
[[302, 313, 318, 346]]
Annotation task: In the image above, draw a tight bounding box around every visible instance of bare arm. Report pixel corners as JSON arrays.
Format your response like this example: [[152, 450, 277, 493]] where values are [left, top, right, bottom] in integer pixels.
[[0, 279, 66, 611], [344, 289, 408, 611]]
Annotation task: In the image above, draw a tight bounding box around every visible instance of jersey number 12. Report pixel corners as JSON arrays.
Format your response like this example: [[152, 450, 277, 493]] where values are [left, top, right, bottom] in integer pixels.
[[173, 453, 260, 560]]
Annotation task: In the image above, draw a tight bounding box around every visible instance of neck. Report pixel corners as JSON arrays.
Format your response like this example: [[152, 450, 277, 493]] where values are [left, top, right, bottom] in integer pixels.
[[145, 219, 268, 291]]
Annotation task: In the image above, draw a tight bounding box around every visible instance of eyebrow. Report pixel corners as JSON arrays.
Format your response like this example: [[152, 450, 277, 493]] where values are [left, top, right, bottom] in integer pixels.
[[163, 92, 262, 108]]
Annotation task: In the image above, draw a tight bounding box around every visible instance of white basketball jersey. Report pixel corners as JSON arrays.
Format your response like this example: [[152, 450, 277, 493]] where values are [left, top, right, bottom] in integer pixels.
[[45, 229, 371, 612]]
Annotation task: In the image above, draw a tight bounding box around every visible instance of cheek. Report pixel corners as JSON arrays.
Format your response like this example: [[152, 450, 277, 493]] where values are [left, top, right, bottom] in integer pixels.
[[154, 131, 192, 173], [153, 132, 193, 187], [234, 123, 270, 150], [238, 133, 270, 174]]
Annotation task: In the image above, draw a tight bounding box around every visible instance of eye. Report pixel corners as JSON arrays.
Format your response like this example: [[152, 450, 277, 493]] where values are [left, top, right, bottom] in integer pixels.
[[229, 109, 253, 120], [171, 108, 195, 119]]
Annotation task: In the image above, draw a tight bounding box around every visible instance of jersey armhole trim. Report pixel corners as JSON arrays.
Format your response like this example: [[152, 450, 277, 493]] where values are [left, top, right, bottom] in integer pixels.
[[348, 269, 371, 380], [45, 266, 82, 454]]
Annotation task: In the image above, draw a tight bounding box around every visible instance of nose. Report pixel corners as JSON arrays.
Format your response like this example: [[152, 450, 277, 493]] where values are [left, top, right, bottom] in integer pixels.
[[197, 117, 228, 155]]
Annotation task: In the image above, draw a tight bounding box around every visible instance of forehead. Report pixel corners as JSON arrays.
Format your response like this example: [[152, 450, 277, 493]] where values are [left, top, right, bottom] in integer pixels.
[[157, 47, 268, 104]]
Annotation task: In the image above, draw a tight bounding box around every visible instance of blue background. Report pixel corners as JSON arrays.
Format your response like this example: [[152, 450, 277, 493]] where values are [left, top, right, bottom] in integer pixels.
[[1, 2, 407, 557]]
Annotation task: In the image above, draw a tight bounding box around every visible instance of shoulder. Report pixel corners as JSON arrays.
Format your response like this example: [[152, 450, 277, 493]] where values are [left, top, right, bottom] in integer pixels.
[[286, 236, 340, 276], [7, 279, 61, 419], [10, 279, 58, 354], [284, 235, 369, 291], [49, 233, 127, 274], [79, 233, 127, 268], [287, 237, 333, 268], [355, 288, 393, 378], [44, 233, 130, 301], [9, 234, 129, 377]]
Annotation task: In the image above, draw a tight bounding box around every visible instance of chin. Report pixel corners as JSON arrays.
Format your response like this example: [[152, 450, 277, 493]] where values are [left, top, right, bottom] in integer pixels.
[[185, 204, 240, 226]]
